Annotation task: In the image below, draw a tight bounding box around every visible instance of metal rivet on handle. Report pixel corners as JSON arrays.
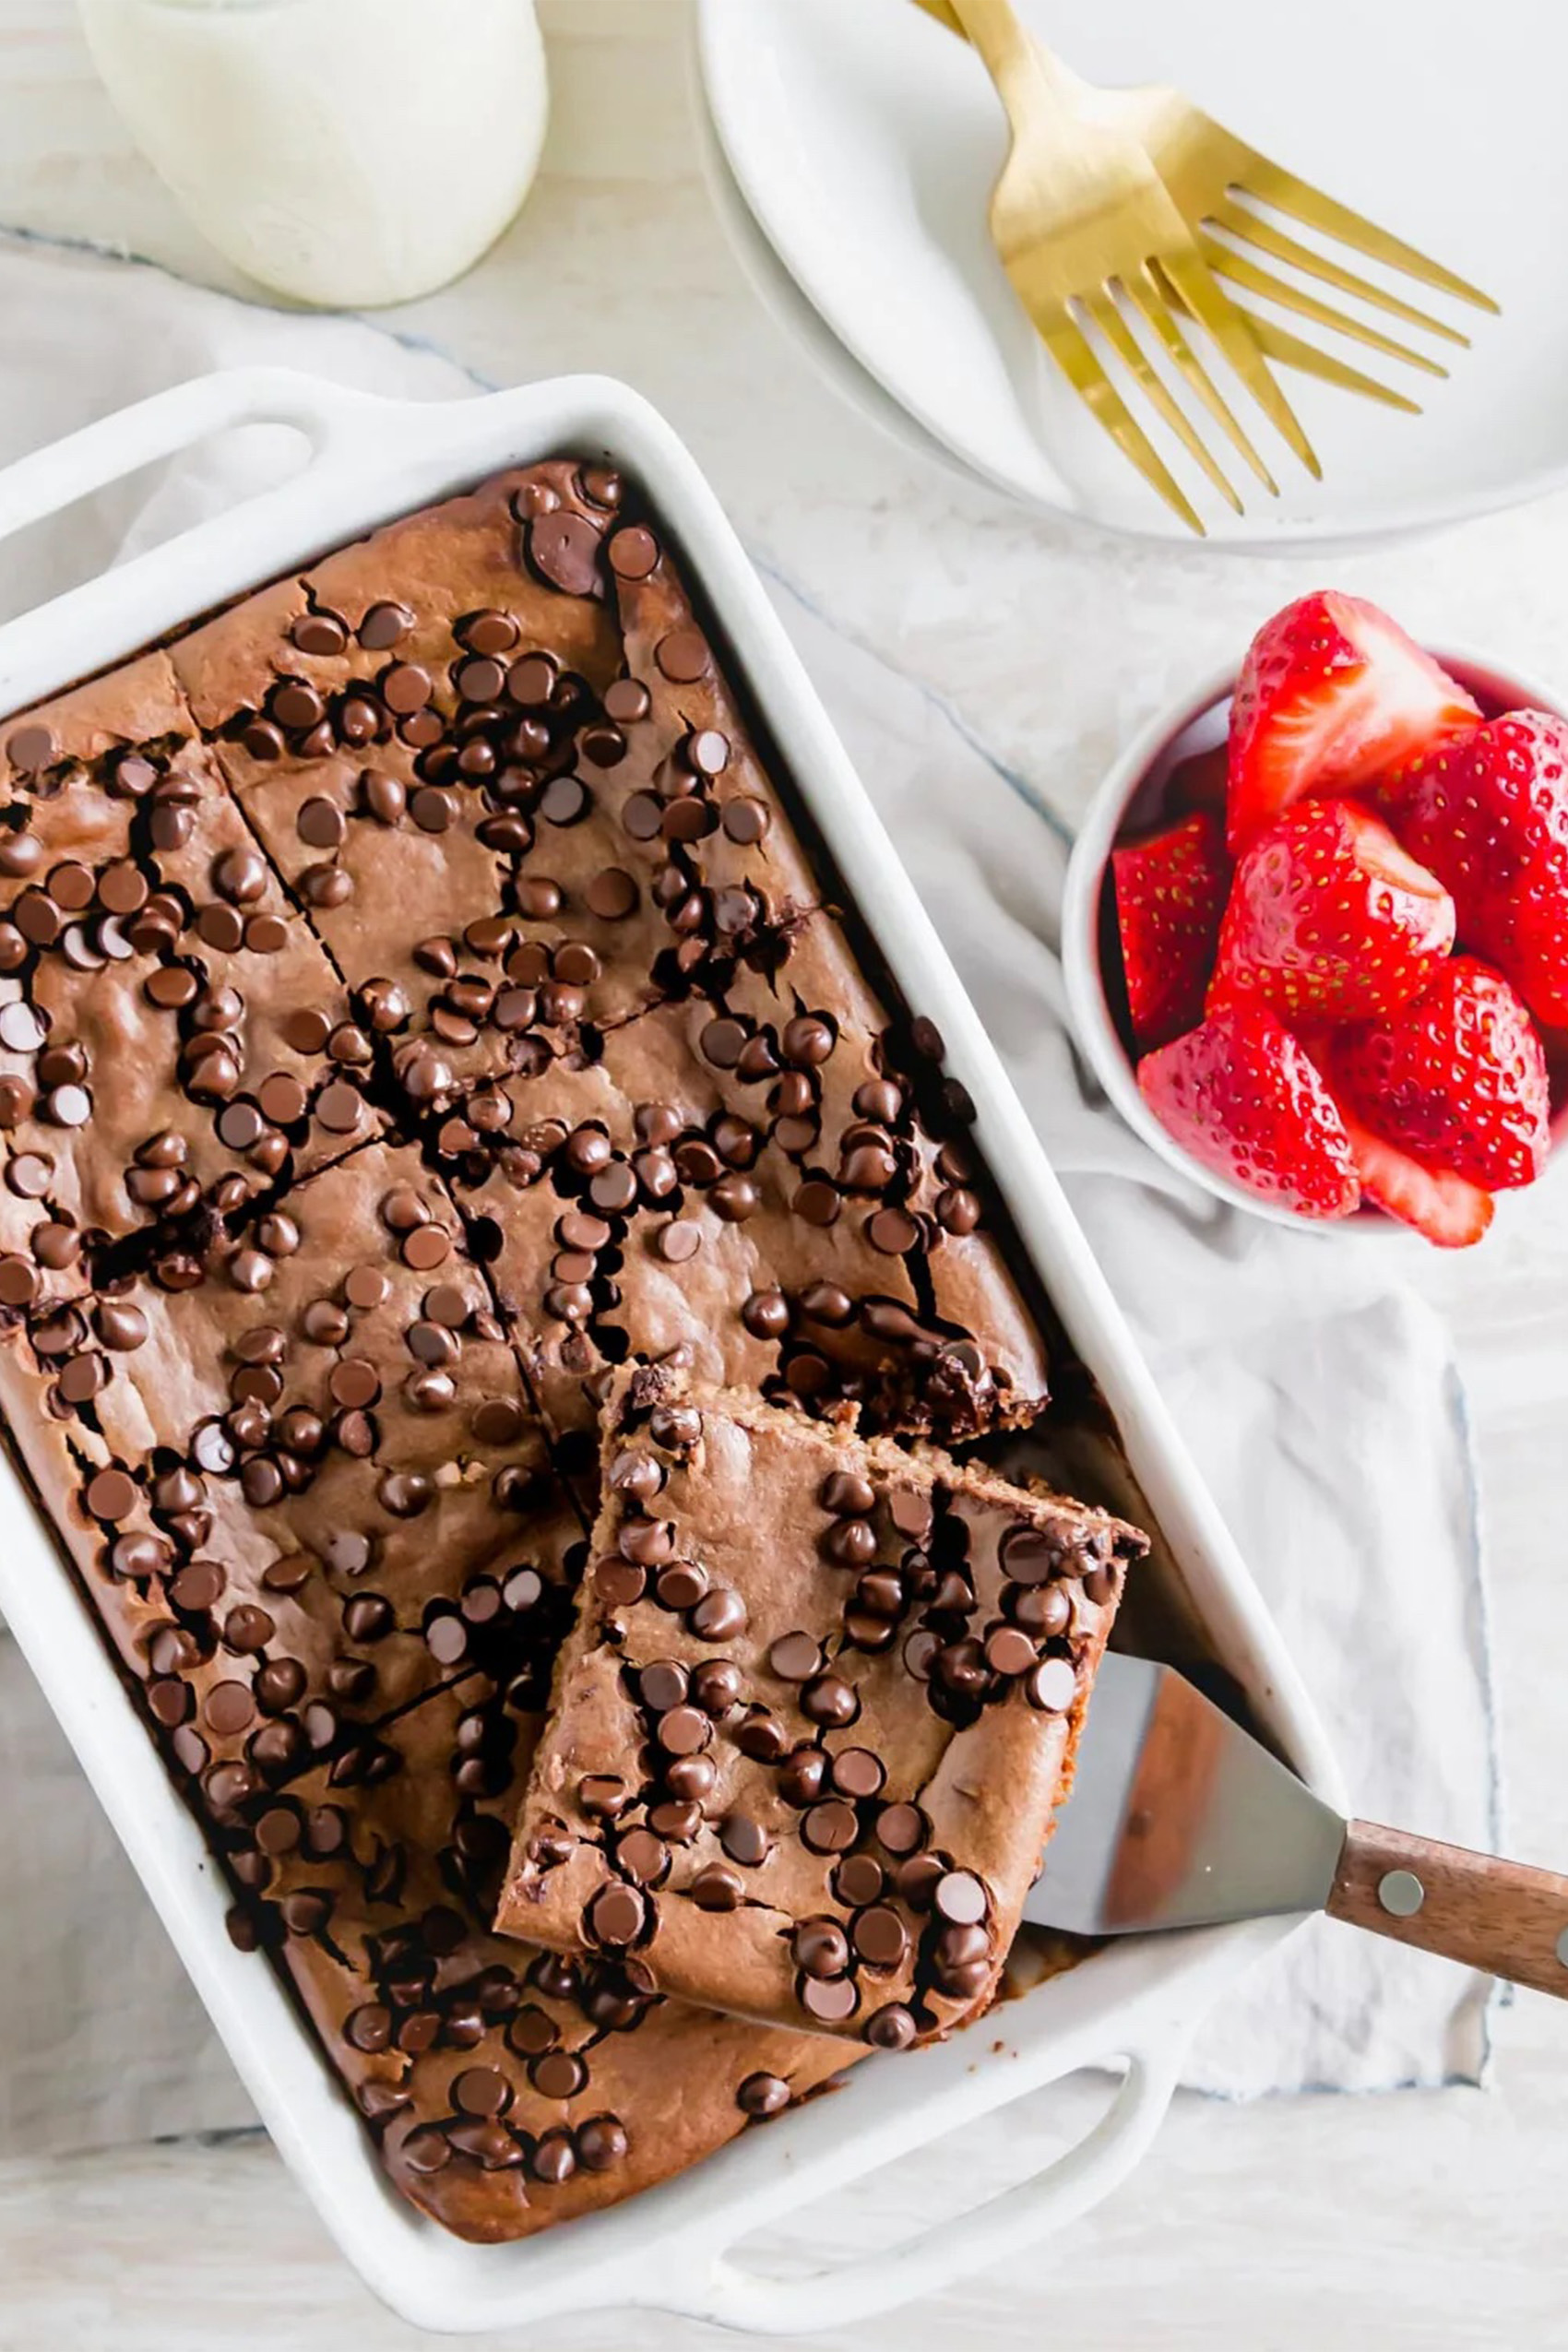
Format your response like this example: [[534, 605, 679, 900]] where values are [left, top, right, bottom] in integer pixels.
[[1555, 1928, 1568, 1969], [1377, 1870, 1425, 1918]]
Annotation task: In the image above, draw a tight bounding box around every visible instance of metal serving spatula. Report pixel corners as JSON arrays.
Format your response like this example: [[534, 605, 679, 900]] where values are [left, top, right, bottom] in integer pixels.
[[1025, 1653, 1568, 1998]]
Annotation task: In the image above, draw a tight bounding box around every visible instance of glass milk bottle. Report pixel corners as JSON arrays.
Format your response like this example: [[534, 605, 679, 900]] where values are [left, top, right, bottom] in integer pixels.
[[77, 0, 550, 307]]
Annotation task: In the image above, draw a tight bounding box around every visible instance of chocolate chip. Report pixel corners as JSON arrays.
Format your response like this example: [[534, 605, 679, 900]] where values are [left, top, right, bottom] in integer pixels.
[[622, 791, 662, 842], [540, 775, 589, 826], [0, 1258, 38, 1307], [1027, 1657, 1078, 1714], [607, 526, 659, 580], [410, 785, 458, 834], [867, 1206, 921, 1255], [297, 796, 346, 849], [742, 1289, 790, 1340], [826, 1517, 877, 1567], [853, 1907, 909, 1969], [577, 2114, 629, 2168], [14, 894, 59, 948], [794, 1918, 849, 1978], [84, 1467, 136, 1520], [196, 905, 246, 955], [829, 1747, 885, 1800], [0, 1003, 46, 1054], [800, 1973, 859, 2025], [291, 611, 348, 656], [464, 609, 519, 657], [657, 628, 709, 683], [801, 1800, 858, 1855], [214, 847, 268, 904], [506, 653, 558, 708], [657, 1705, 711, 1757], [638, 1659, 688, 1714], [934, 1870, 988, 1927], [986, 1626, 1037, 1677], [834, 1853, 885, 1908], [794, 1179, 840, 1228], [720, 1814, 772, 1868], [722, 796, 769, 843], [866, 2003, 917, 2049], [768, 1632, 822, 1682], [530, 512, 602, 596], [692, 1862, 743, 1912], [204, 1681, 255, 1738], [874, 1801, 925, 1858], [998, 1525, 1064, 1587], [316, 1081, 363, 1134], [800, 1676, 856, 1731], [402, 1226, 449, 1272], [358, 600, 412, 650], [382, 662, 433, 715], [93, 1301, 147, 1352], [737, 2072, 790, 2119], [656, 1561, 707, 1610], [457, 656, 507, 705], [6, 724, 54, 771]]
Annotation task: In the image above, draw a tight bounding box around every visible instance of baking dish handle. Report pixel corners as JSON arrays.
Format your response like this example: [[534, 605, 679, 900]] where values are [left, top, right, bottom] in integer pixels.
[[657, 2039, 1182, 2334], [0, 365, 406, 545]]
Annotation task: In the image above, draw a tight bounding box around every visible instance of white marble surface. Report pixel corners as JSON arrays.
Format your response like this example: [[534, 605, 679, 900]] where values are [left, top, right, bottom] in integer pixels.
[[1, 2, 1568, 2344]]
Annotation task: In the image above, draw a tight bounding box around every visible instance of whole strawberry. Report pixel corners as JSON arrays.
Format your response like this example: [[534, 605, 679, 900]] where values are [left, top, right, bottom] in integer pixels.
[[1111, 810, 1230, 1051], [1382, 709, 1568, 1028], [1227, 591, 1479, 852], [1209, 798, 1454, 1023], [1137, 1004, 1360, 1218], [1335, 956, 1550, 1191]]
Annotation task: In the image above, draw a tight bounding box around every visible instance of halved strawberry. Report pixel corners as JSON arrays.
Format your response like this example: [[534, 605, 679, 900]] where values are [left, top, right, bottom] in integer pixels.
[[1111, 811, 1230, 1051], [1339, 1108, 1494, 1247], [1380, 709, 1568, 1028], [1209, 798, 1454, 1023], [1136, 1004, 1360, 1218], [1227, 592, 1479, 852], [1334, 957, 1549, 1192]]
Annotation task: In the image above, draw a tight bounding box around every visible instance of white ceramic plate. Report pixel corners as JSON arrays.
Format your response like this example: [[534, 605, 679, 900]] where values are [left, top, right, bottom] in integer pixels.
[[697, 0, 1566, 546], [691, 54, 973, 482]]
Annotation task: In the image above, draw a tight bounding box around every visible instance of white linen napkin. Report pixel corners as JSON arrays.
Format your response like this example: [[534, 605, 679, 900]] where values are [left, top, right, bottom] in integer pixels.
[[0, 235, 1496, 2156]]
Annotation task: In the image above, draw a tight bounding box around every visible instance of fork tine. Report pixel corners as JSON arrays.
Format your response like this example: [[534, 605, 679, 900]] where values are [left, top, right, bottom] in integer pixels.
[[1041, 311, 1206, 536], [1208, 201, 1469, 347], [1160, 267, 1424, 413], [1158, 246, 1322, 478], [1125, 263, 1277, 495], [1199, 237, 1449, 376], [1082, 289, 1242, 514], [1229, 150, 1499, 314], [1238, 314, 1424, 413]]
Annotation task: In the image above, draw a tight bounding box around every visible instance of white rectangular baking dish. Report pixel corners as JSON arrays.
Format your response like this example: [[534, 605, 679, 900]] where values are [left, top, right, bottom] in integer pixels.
[[0, 368, 1342, 2335]]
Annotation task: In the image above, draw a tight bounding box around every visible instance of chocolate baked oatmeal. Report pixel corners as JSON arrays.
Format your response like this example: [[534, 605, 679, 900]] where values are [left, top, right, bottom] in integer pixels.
[[0, 454, 1136, 2241]]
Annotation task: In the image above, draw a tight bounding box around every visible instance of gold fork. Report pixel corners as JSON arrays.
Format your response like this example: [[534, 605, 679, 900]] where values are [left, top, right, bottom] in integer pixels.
[[944, 0, 1322, 532], [927, 0, 1495, 520]]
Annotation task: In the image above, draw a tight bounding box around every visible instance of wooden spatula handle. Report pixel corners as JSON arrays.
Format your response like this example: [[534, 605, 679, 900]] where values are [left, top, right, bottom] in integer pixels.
[[1328, 1821, 1568, 1999]]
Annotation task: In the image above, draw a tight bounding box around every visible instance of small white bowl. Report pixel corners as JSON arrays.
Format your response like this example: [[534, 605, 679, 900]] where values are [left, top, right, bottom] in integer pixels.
[[1062, 643, 1568, 1234]]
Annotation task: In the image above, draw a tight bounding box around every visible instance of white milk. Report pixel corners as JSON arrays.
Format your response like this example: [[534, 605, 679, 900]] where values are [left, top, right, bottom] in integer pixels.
[[78, 0, 550, 307]]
